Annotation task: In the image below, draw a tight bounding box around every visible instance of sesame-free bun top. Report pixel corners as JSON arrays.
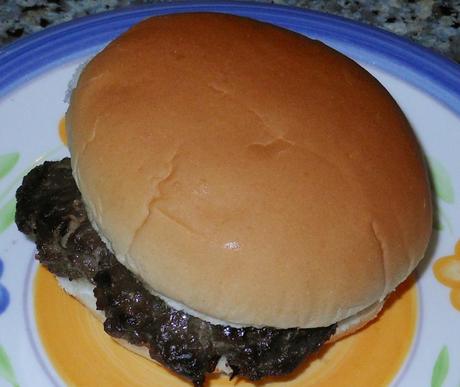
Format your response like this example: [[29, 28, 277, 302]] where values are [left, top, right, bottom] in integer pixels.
[[66, 13, 432, 329]]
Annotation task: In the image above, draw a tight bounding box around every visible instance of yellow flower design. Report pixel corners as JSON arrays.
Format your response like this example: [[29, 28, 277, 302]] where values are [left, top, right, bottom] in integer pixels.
[[58, 116, 67, 146], [433, 240, 460, 311]]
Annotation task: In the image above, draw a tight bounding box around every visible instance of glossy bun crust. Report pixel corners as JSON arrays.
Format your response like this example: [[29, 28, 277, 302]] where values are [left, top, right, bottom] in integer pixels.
[[67, 13, 432, 328]]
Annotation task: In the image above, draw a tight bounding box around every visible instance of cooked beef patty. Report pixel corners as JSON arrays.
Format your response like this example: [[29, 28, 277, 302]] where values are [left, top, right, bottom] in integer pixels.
[[16, 158, 336, 386]]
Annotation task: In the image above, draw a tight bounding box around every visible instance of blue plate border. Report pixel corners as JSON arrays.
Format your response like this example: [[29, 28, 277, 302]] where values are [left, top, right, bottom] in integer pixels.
[[0, 1, 459, 116]]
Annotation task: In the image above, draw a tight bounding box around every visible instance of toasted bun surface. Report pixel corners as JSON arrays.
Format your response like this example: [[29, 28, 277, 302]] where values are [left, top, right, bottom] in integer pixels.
[[67, 13, 432, 328]]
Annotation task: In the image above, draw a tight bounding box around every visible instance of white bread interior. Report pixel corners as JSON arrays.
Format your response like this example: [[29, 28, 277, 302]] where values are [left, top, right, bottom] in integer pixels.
[[66, 13, 432, 328]]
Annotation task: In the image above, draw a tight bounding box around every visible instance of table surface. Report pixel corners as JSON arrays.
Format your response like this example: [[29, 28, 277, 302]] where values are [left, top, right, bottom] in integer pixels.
[[0, 0, 459, 62]]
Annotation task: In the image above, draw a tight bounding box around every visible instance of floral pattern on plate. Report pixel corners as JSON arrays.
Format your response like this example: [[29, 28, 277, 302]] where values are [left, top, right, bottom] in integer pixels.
[[433, 240, 460, 311]]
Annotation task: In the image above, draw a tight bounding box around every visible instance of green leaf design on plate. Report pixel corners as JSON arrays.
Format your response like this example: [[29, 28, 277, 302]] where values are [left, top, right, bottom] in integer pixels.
[[0, 153, 19, 180], [428, 157, 455, 204], [433, 207, 453, 233], [431, 346, 449, 387], [0, 198, 15, 234], [0, 345, 19, 387]]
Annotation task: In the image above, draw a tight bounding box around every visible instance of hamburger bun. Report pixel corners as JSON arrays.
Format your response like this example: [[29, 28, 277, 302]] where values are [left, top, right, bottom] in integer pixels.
[[66, 12, 432, 330]]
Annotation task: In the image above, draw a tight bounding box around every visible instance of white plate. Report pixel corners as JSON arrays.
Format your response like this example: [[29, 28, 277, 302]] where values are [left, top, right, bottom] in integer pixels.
[[1, 2, 459, 387]]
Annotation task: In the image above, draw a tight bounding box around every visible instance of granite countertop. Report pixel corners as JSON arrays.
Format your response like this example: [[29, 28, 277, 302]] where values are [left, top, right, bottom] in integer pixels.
[[0, 0, 459, 62]]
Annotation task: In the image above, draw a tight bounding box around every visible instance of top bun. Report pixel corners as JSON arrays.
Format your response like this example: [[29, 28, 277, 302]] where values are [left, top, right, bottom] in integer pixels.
[[66, 13, 432, 329]]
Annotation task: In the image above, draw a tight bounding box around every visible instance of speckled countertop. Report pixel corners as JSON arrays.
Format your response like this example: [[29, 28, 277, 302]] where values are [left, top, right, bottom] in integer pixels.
[[0, 0, 459, 62]]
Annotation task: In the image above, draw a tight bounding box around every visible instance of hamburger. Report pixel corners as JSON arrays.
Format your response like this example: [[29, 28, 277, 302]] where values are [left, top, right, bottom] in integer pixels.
[[15, 12, 432, 386]]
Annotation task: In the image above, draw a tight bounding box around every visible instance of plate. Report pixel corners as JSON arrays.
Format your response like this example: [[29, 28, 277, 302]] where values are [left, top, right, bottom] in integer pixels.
[[1, 2, 460, 387]]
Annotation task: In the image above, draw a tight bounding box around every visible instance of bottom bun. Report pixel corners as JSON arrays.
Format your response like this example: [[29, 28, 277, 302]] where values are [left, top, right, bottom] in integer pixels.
[[330, 300, 384, 342]]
